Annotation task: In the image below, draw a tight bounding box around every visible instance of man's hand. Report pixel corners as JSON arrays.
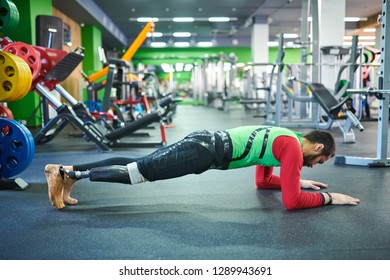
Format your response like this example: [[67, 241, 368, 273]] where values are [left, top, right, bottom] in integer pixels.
[[329, 192, 360, 205], [300, 179, 328, 190]]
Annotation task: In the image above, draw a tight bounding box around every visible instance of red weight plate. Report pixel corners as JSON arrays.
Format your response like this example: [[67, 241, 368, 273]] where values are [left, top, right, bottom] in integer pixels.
[[32, 46, 53, 86], [0, 104, 14, 119], [3, 42, 41, 82]]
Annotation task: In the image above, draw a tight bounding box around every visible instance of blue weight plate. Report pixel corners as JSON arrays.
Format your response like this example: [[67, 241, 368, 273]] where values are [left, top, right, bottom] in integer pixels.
[[0, 118, 35, 178], [8, 119, 35, 176], [0, 119, 25, 177], [15, 120, 35, 173], [0, 118, 33, 178]]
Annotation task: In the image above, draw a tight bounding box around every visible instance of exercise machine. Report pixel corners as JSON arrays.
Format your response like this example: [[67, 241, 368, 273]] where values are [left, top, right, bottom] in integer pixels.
[[287, 76, 364, 141], [1, 38, 173, 151], [334, 1, 390, 167], [263, 34, 364, 143]]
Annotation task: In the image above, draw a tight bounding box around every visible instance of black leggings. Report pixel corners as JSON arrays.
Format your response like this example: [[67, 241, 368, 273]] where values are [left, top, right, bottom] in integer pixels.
[[72, 130, 231, 182], [73, 157, 137, 170]]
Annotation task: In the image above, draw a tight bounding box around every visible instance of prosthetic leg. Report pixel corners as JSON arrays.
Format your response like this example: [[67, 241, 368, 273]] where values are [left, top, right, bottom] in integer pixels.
[[66, 165, 131, 184]]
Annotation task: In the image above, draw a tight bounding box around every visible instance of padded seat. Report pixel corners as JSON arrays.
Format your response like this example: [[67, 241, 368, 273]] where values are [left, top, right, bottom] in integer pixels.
[[309, 83, 349, 119], [44, 51, 84, 83]]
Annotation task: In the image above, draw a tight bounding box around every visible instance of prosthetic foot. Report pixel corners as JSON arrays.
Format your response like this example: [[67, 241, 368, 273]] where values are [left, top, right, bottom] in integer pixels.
[[44, 164, 77, 209], [44, 164, 65, 209], [61, 166, 78, 206]]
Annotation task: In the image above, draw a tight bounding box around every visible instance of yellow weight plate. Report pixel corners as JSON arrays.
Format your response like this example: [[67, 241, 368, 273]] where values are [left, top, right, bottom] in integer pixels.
[[6, 57, 31, 101], [0, 51, 31, 102], [14, 57, 32, 100], [15, 58, 32, 100], [0, 53, 14, 101]]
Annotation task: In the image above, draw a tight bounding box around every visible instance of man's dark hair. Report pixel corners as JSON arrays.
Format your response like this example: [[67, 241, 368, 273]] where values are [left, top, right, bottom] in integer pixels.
[[303, 130, 336, 157]]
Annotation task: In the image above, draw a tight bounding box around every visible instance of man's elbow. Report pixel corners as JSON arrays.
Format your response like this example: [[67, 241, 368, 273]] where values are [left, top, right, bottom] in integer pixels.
[[282, 199, 300, 211], [255, 179, 267, 189]]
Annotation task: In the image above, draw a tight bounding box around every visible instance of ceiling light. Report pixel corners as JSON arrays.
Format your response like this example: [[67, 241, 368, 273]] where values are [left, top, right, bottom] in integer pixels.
[[283, 33, 299, 39], [306, 17, 367, 22], [174, 42, 190, 47], [208, 17, 230, 22], [173, 32, 191, 37], [344, 41, 376, 46], [363, 28, 376, 33], [150, 42, 167, 47], [197, 41, 213, 47], [137, 17, 159, 22], [344, 35, 376, 40], [147, 32, 163, 37], [360, 42, 376, 46], [358, 35, 376, 40], [344, 17, 367, 22], [172, 17, 194, 22]]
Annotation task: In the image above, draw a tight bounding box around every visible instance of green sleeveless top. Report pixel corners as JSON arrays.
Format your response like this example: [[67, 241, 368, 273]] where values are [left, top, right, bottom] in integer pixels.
[[226, 126, 302, 169]]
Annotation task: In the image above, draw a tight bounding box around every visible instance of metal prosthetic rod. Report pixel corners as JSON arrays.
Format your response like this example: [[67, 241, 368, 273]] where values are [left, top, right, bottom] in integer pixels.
[[67, 170, 90, 180]]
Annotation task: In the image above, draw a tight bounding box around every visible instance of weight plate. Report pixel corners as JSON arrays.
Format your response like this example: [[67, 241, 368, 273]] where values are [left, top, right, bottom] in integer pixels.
[[0, 118, 35, 178], [12, 56, 32, 100], [0, 51, 17, 101], [9, 121, 34, 177], [9, 118, 34, 174], [0, 51, 32, 102], [14, 57, 32, 100], [0, 104, 13, 119], [4, 1, 19, 36], [32, 46, 53, 86], [0, 0, 19, 37], [3, 57, 25, 101], [3, 42, 41, 82]]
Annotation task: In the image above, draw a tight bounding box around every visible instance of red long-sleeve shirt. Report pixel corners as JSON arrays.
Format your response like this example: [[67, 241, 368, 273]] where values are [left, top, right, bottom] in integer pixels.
[[255, 136, 323, 210]]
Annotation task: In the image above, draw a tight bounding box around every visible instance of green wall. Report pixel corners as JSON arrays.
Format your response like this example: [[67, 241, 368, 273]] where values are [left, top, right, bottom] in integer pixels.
[[81, 25, 104, 100], [81, 25, 103, 75], [132, 46, 303, 86], [133, 47, 252, 65], [133, 46, 302, 66]]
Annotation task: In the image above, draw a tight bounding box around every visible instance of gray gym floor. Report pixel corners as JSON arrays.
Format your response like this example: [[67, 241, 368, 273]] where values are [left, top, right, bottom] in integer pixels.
[[1, 104, 390, 260]]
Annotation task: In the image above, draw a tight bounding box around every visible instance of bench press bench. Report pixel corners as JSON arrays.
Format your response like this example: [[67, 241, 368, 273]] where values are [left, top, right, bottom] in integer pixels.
[[288, 77, 364, 143]]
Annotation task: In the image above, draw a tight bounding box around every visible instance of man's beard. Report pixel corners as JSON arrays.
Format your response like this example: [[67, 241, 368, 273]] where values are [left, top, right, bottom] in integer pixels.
[[303, 154, 320, 167]]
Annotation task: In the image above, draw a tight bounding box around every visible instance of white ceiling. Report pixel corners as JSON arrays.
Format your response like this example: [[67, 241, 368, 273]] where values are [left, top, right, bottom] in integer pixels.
[[52, 0, 383, 49]]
